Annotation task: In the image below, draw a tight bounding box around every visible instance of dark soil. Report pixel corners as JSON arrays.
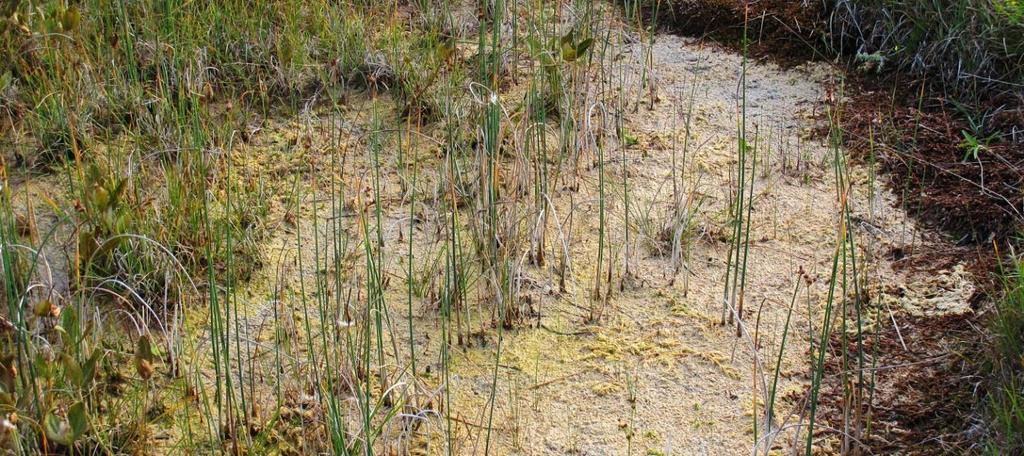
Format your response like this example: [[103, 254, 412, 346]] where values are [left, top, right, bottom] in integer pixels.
[[829, 66, 1020, 456], [820, 312, 985, 454], [646, 0, 831, 65], [842, 78, 1024, 246]]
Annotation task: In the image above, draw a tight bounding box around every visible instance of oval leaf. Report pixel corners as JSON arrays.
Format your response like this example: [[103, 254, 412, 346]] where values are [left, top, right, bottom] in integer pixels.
[[68, 402, 89, 439], [44, 411, 72, 446]]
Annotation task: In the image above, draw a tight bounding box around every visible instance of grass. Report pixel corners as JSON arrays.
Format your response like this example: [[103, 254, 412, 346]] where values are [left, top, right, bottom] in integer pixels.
[[830, 0, 1024, 96], [989, 249, 1024, 453]]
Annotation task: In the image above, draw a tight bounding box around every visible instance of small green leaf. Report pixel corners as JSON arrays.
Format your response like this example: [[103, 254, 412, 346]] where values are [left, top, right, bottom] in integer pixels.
[[526, 36, 542, 54], [560, 29, 575, 47], [62, 354, 83, 386], [624, 132, 639, 147], [68, 402, 89, 439], [575, 38, 594, 57], [58, 305, 79, 346], [44, 411, 71, 445], [33, 352, 52, 380], [89, 184, 109, 212], [81, 349, 102, 387], [560, 29, 577, 61], [44, 402, 90, 446], [562, 46, 577, 62], [528, 36, 557, 70], [61, 6, 80, 32]]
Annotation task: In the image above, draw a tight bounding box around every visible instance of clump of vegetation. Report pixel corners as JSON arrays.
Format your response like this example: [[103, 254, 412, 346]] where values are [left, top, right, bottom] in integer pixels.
[[830, 0, 1024, 94], [989, 253, 1024, 452]]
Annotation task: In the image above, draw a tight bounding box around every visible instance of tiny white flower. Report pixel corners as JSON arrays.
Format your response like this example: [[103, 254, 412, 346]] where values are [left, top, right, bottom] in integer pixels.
[[489, 93, 498, 104]]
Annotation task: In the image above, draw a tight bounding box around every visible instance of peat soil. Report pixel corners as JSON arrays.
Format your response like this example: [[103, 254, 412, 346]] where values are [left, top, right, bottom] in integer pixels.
[[833, 73, 1019, 454]]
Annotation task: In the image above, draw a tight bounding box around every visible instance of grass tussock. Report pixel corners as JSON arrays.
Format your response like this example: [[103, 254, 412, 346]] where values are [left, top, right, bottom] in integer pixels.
[[990, 252, 1024, 453], [830, 0, 1024, 94]]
